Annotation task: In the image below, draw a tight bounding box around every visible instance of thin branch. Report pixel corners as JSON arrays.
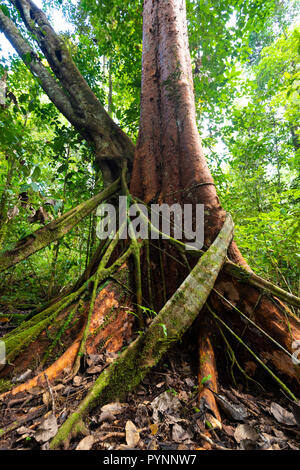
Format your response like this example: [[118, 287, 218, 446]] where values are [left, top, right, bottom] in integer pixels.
[[0, 7, 80, 127], [207, 305, 298, 402], [0, 178, 120, 272]]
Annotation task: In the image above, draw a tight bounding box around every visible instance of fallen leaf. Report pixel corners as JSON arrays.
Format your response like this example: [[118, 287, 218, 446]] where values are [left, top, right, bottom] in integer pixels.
[[133, 403, 148, 427], [150, 423, 159, 436], [151, 391, 181, 423], [205, 413, 222, 430], [178, 390, 189, 402], [273, 429, 286, 439], [76, 435, 95, 450], [86, 354, 103, 367], [101, 402, 128, 415], [234, 424, 259, 444], [86, 365, 104, 374], [42, 391, 51, 406], [222, 424, 235, 437], [125, 420, 140, 447], [270, 402, 297, 426], [35, 413, 58, 443], [184, 378, 195, 387], [98, 410, 115, 424], [239, 439, 256, 450], [17, 426, 33, 435], [260, 432, 286, 450], [73, 376, 82, 386], [172, 423, 192, 443], [214, 394, 249, 421], [156, 382, 165, 389], [288, 442, 299, 450]]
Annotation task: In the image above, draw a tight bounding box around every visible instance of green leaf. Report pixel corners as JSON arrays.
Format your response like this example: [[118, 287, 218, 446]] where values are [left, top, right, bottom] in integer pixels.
[[200, 374, 212, 385], [31, 166, 41, 180], [0, 5, 10, 17], [30, 182, 40, 192]]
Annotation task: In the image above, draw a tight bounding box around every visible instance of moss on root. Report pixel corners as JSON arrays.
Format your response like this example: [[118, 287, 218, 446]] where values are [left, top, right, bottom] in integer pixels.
[[0, 378, 13, 393]]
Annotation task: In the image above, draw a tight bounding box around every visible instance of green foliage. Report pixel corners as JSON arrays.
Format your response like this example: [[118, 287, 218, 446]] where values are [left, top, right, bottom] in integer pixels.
[[0, 58, 101, 307], [207, 24, 300, 293]]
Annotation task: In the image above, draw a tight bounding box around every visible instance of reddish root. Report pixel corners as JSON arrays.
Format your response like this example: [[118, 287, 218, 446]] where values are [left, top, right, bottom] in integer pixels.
[[0, 273, 134, 398], [198, 318, 221, 423]]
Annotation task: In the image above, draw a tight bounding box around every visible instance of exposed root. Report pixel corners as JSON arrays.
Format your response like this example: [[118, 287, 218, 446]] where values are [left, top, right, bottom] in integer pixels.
[[1, 196, 299, 450], [145, 239, 154, 309], [213, 288, 297, 365], [0, 266, 134, 398], [212, 275, 300, 386], [70, 234, 125, 377], [1, 334, 83, 397], [215, 320, 265, 391], [2, 284, 87, 368], [224, 259, 300, 310], [41, 301, 84, 367], [198, 317, 221, 422]]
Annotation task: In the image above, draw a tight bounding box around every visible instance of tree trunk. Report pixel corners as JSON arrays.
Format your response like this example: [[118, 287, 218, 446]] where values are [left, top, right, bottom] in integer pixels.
[[129, 0, 300, 394], [130, 0, 224, 237]]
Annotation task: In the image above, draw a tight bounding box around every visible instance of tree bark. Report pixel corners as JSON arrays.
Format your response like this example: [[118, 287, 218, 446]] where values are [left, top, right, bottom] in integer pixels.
[[130, 0, 224, 242]]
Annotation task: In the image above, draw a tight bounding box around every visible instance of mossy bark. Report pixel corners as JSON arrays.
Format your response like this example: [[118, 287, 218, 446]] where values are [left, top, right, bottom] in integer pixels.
[[0, 179, 120, 273]]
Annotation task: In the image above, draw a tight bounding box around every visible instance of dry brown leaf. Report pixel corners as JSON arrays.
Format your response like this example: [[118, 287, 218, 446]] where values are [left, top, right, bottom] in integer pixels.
[[75, 435, 95, 450], [151, 391, 181, 423], [270, 402, 297, 426], [101, 402, 128, 415], [234, 424, 259, 444], [73, 376, 82, 386], [42, 391, 51, 406], [35, 413, 58, 443], [172, 423, 192, 443], [125, 420, 140, 447]]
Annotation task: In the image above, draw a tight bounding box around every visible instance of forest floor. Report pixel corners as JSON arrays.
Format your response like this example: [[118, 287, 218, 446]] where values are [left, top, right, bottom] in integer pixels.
[[0, 313, 300, 451]]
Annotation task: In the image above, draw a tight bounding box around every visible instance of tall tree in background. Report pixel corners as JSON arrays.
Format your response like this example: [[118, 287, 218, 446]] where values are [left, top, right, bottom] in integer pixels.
[[0, 0, 299, 447]]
